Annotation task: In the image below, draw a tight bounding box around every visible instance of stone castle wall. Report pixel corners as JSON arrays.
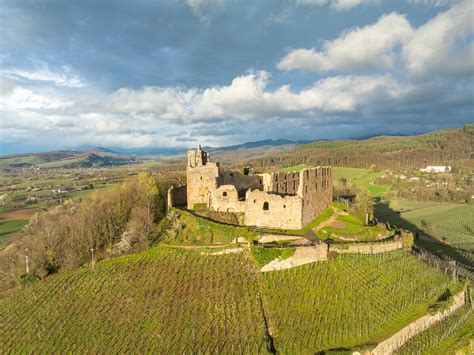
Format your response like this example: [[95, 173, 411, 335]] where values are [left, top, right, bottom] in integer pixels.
[[186, 162, 219, 209], [331, 240, 402, 255], [300, 167, 333, 226], [212, 185, 246, 213], [183, 146, 333, 229], [219, 170, 262, 195], [167, 185, 187, 209], [244, 190, 303, 229]]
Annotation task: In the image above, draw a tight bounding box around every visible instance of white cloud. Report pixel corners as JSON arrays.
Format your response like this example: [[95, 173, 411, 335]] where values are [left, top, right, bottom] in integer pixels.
[[103, 71, 403, 120], [1, 65, 85, 88], [295, 0, 379, 11], [186, 0, 227, 22], [402, 0, 474, 76], [0, 84, 72, 111], [278, 12, 413, 72]]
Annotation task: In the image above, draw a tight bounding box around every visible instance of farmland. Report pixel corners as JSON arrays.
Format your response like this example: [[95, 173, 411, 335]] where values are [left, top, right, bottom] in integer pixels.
[[374, 199, 474, 266], [260, 251, 462, 353], [0, 246, 464, 353], [0, 247, 270, 353], [0, 219, 28, 250], [396, 304, 474, 354]]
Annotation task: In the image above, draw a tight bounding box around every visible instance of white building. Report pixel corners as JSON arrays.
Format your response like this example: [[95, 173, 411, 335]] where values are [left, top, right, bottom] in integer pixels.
[[420, 166, 451, 173]]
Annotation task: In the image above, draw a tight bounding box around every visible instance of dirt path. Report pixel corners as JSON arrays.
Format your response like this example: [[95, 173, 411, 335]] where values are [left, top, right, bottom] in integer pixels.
[[312, 207, 347, 233], [159, 244, 232, 250]]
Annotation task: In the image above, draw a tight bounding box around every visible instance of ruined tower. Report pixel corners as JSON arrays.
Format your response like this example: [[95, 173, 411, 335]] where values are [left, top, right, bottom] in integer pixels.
[[186, 145, 219, 209]]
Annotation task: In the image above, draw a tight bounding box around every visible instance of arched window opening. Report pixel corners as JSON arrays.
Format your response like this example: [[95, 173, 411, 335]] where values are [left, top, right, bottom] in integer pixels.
[[283, 204, 286, 208], [223, 191, 227, 197], [263, 202, 269, 210]]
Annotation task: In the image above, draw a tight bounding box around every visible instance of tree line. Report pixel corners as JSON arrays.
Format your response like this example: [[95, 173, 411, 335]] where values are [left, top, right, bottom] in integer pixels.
[[0, 172, 170, 294]]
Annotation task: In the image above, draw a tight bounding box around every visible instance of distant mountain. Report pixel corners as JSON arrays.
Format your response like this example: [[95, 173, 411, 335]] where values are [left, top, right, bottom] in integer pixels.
[[245, 125, 474, 171], [205, 139, 311, 152], [0, 147, 140, 169]]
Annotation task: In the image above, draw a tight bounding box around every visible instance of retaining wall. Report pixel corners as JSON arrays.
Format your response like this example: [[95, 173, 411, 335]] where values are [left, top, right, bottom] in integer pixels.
[[370, 289, 466, 355]]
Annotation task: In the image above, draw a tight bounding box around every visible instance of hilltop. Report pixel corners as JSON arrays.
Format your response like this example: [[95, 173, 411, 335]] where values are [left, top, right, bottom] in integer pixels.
[[244, 125, 474, 171], [0, 147, 140, 169]]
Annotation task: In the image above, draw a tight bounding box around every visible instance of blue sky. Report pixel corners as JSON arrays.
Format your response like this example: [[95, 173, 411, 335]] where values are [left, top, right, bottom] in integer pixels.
[[0, 0, 473, 154]]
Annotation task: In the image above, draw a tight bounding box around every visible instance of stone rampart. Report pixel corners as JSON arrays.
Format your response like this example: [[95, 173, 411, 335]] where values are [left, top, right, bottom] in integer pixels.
[[331, 240, 402, 255], [261, 244, 329, 272], [370, 289, 466, 355], [167, 185, 187, 209]]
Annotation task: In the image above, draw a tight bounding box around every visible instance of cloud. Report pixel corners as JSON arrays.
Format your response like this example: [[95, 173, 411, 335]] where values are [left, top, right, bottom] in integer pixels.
[[103, 71, 403, 120], [295, 0, 379, 11], [406, 0, 456, 7], [402, 0, 474, 76], [265, 9, 293, 25], [0, 84, 72, 111], [1, 65, 85, 88], [186, 0, 227, 22], [278, 12, 413, 72]]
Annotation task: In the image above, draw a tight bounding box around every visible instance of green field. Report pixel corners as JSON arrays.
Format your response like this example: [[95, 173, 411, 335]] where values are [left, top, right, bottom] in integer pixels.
[[0, 219, 28, 249], [396, 304, 474, 355], [375, 200, 474, 253], [260, 251, 462, 353], [0, 247, 270, 353], [332, 167, 390, 197]]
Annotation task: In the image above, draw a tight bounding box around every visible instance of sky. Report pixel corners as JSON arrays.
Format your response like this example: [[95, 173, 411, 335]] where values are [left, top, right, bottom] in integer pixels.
[[0, 0, 473, 154]]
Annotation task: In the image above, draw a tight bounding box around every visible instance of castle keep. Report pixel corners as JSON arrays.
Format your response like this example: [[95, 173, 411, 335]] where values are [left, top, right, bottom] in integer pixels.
[[169, 145, 333, 230]]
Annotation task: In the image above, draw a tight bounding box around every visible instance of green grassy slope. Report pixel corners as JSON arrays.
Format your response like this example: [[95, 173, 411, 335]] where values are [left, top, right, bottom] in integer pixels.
[[0, 247, 270, 353], [0, 219, 28, 249], [260, 251, 461, 353], [0, 247, 462, 353], [160, 208, 257, 245]]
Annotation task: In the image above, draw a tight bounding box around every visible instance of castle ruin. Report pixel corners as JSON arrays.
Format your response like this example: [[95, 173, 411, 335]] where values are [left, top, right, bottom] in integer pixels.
[[168, 145, 333, 230]]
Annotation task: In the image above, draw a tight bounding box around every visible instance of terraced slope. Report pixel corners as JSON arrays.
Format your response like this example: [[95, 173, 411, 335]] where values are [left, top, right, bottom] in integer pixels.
[[260, 251, 461, 353]]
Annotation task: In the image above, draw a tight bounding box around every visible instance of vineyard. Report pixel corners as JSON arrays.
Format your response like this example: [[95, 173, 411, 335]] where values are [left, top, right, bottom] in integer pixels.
[[396, 304, 474, 354], [0, 247, 270, 353], [375, 199, 474, 267], [0, 245, 467, 353], [260, 251, 462, 353]]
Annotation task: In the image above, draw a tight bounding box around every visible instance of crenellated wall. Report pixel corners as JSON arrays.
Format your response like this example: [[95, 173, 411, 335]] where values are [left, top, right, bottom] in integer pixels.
[[184, 146, 332, 230], [299, 167, 333, 226]]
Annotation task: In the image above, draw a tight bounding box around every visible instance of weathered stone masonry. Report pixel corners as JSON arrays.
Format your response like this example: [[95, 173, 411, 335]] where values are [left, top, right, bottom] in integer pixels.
[[169, 145, 333, 230]]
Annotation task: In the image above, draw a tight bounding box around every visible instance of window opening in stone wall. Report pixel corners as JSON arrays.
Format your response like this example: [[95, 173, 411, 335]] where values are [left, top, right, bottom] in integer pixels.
[[305, 186, 308, 193], [223, 191, 227, 197], [283, 204, 286, 208], [263, 201, 269, 210], [254, 199, 256, 203]]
